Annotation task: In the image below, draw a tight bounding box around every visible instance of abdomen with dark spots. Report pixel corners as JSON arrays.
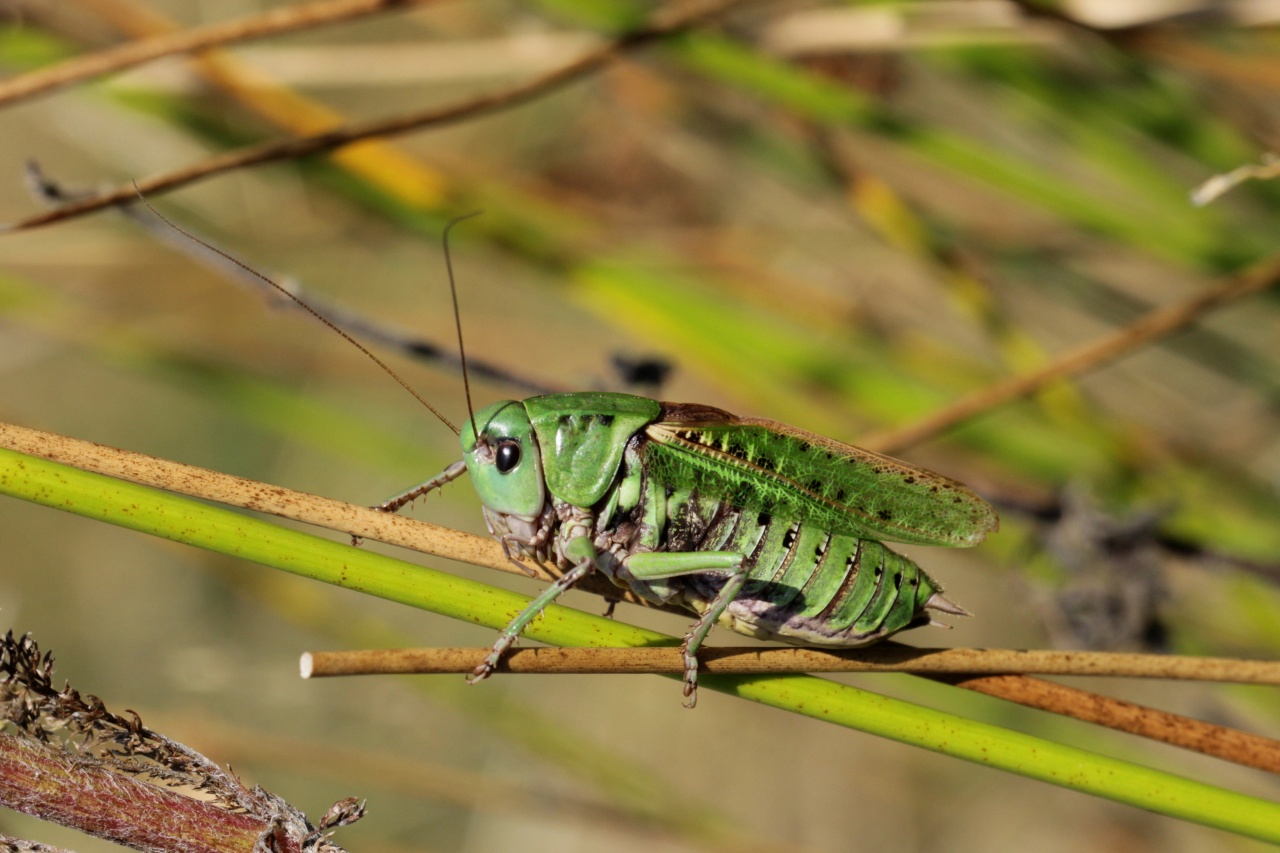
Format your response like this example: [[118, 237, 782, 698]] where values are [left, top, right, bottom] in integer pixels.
[[594, 436, 962, 648]]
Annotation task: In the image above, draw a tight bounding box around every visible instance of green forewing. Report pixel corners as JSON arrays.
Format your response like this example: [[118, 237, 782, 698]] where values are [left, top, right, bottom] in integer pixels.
[[525, 392, 662, 507], [643, 405, 998, 547]]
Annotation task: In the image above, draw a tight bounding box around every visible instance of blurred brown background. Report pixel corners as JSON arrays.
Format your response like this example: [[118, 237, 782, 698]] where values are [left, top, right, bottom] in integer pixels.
[[2, 0, 1280, 850]]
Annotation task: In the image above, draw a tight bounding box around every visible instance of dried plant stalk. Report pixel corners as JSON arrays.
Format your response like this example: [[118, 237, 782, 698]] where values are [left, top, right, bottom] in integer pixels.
[[0, 734, 268, 853], [0, 632, 362, 853], [300, 646, 1280, 774], [3, 0, 746, 234], [300, 644, 1280, 682], [861, 251, 1280, 454], [0, 0, 441, 108]]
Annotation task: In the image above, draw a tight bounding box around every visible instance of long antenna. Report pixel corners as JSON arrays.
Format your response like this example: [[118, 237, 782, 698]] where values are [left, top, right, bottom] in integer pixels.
[[442, 212, 482, 441], [133, 186, 460, 436]]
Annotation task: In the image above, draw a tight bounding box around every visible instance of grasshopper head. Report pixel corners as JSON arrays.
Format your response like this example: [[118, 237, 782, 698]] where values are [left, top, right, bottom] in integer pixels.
[[461, 400, 546, 520]]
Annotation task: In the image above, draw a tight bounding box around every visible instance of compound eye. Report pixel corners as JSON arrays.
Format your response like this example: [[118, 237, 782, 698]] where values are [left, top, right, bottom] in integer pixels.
[[495, 440, 521, 474]]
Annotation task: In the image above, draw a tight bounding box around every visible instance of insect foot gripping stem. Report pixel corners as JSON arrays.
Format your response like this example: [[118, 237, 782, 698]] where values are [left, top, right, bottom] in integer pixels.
[[622, 550, 747, 708], [678, 570, 747, 709]]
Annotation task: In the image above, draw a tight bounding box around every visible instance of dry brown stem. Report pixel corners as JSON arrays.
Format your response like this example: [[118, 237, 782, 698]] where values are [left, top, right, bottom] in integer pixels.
[[944, 673, 1280, 775], [304, 646, 1280, 774], [301, 644, 1280, 683], [861, 251, 1280, 454], [6, 420, 1280, 775], [2, 0, 745, 234], [0, 0, 439, 108], [0, 632, 361, 852], [0, 419, 659, 609], [0, 734, 270, 853]]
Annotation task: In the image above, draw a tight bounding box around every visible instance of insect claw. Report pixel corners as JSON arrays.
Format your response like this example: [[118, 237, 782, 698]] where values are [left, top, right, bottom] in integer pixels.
[[924, 592, 971, 617], [927, 618, 954, 630], [469, 647, 507, 684]]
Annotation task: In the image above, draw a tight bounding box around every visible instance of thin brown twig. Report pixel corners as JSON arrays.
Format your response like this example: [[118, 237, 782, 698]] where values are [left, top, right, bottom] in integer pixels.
[[300, 645, 1280, 683], [304, 647, 1280, 774], [0, 0, 439, 109], [860, 251, 1280, 454], [943, 674, 1280, 775], [0, 419, 661, 611], [64, 0, 449, 208], [942, 676, 1280, 773], [6, 419, 1279, 774], [1, 0, 745, 234]]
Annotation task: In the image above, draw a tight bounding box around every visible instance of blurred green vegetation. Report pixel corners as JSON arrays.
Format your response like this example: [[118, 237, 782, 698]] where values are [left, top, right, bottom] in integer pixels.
[[3, 1, 1280, 851]]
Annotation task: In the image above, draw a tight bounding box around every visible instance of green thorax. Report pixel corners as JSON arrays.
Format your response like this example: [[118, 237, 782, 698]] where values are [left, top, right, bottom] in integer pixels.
[[523, 392, 661, 507]]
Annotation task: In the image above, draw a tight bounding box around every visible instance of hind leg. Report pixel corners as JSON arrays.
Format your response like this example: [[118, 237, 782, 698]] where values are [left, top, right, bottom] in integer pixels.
[[622, 551, 745, 708]]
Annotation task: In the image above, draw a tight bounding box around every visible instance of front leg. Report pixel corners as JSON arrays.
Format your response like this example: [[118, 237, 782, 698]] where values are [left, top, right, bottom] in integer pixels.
[[375, 460, 468, 514], [622, 551, 745, 708], [355, 460, 469, 546], [470, 532, 600, 684]]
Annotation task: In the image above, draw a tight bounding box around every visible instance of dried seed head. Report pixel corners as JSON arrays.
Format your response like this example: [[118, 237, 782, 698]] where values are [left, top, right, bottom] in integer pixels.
[[2, 632, 361, 853]]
